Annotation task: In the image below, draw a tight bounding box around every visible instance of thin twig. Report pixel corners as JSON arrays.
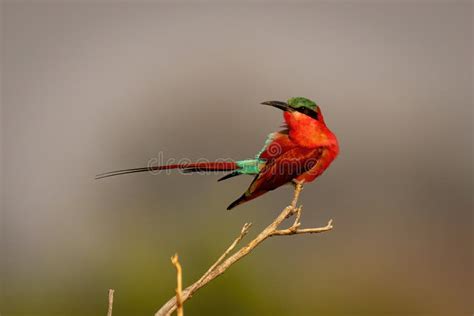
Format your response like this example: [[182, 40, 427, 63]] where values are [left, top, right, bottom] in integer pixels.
[[107, 289, 114, 316], [155, 182, 334, 316], [196, 222, 252, 287], [270, 218, 333, 236], [171, 254, 184, 316]]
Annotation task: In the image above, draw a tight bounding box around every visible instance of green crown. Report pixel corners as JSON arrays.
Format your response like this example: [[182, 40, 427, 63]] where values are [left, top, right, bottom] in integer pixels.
[[287, 97, 318, 110]]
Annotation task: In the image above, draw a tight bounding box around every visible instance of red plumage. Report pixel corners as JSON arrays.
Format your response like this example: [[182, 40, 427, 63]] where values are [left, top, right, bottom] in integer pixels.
[[96, 99, 339, 210], [227, 109, 339, 209]]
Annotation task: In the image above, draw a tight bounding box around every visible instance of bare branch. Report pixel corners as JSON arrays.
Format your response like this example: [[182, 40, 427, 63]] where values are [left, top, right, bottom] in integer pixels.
[[155, 182, 334, 316], [107, 289, 114, 316], [197, 222, 252, 286], [171, 254, 184, 316], [270, 219, 334, 236]]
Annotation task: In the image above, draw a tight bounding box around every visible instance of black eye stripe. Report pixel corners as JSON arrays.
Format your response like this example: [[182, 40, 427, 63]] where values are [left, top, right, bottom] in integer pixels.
[[295, 107, 319, 120]]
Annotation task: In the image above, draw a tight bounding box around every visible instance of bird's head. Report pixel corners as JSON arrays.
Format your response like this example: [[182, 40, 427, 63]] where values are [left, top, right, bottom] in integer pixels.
[[261, 97, 323, 123]]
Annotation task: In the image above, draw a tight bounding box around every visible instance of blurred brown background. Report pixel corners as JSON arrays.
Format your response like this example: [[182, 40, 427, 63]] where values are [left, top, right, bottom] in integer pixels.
[[1, 2, 472, 315]]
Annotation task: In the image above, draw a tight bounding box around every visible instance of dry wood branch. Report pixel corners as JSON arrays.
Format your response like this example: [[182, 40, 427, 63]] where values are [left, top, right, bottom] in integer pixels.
[[197, 222, 252, 286], [171, 254, 184, 316], [270, 218, 333, 236], [155, 182, 333, 316], [107, 289, 114, 316]]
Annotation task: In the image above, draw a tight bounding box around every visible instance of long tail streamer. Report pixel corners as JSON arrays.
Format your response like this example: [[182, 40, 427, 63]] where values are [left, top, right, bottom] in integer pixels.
[[95, 162, 238, 180]]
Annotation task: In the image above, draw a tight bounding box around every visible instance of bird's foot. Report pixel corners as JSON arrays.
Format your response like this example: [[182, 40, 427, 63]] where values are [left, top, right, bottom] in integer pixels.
[[291, 179, 305, 187]]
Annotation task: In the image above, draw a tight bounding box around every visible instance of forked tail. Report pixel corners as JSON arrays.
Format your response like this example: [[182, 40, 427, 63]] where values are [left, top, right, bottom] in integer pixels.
[[95, 161, 238, 179]]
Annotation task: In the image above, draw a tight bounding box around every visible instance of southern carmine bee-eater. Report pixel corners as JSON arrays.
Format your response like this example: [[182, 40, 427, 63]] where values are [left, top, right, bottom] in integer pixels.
[[96, 97, 339, 210]]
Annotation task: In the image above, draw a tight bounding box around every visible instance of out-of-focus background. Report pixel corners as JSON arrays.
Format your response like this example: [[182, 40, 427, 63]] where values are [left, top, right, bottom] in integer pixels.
[[1, 2, 472, 315]]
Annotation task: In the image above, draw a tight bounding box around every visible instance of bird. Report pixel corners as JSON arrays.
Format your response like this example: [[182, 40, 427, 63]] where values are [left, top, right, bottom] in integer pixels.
[[96, 97, 339, 210]]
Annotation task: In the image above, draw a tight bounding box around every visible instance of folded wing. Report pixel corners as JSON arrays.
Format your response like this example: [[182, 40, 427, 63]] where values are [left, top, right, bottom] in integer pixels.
[[227, 146, 323, 210]]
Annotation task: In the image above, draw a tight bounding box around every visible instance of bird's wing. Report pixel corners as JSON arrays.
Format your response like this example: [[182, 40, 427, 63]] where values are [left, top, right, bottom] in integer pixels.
[[227, 146, 323, 209], [256, 130, 296, 163], [219, 131, 295, 183], [295, 146, 339, 183]]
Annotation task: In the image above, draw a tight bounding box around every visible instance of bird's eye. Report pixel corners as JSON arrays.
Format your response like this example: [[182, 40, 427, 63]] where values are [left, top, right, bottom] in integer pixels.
[[295, 107, 318, 120]]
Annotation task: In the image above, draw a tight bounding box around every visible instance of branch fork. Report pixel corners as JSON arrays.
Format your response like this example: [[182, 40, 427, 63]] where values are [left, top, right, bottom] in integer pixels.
[[155, 182, 333, 316]]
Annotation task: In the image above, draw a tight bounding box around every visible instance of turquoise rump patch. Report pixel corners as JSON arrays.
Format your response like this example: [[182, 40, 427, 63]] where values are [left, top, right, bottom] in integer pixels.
[[236, 159, 265, 175]]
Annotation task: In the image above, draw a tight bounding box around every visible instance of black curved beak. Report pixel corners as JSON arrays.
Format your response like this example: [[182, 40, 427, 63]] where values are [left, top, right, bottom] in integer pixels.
[[261, 101, 292, 112], [261, 100, 319, 120]]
